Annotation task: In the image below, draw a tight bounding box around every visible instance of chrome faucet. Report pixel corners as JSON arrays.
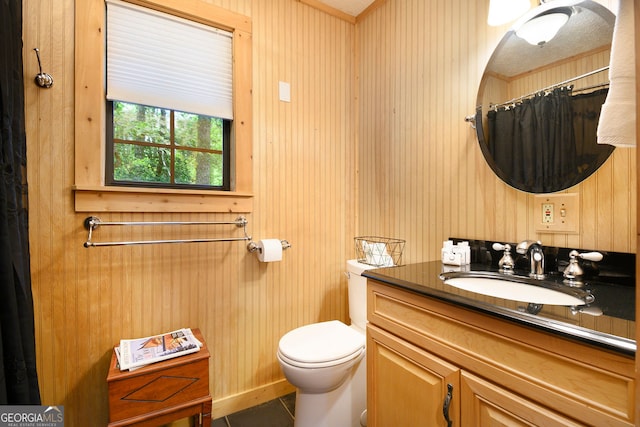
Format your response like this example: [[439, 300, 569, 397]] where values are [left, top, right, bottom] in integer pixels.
[[515, 240, 545, 279]]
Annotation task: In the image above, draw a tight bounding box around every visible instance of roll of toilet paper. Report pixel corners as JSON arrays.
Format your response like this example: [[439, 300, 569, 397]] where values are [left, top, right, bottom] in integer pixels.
[[257, 239, 283, 262]]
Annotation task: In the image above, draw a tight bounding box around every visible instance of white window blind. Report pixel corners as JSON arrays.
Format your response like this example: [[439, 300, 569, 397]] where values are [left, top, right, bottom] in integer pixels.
[[106, 0, 233, 119]]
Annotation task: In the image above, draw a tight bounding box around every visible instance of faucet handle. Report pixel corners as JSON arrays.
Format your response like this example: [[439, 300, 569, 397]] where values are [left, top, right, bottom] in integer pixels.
[[563, 250, 603, 282], [577, 251, 603, 262], [492, 242, 507, 251], [492, 242, 515, 272]]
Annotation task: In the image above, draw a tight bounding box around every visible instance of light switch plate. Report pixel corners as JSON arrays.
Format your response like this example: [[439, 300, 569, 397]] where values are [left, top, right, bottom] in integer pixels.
[[279, 81, 291, 102], [534, 193, 579, 234]]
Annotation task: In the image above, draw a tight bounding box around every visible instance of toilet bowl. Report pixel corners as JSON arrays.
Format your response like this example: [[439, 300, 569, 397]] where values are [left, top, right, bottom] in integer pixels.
[[277, 320, 366, 427], [277, 260, 376, 427]]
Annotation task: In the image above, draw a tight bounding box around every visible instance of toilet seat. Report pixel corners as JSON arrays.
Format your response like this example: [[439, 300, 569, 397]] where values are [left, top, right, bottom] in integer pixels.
[[278, 346, 364, 369], [278, 320, 365, 368]]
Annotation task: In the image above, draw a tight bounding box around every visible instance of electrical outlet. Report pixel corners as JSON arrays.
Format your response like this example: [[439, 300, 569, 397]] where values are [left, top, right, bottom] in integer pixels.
[[534, 193, 579, 233], [542, 203, 554, 223]]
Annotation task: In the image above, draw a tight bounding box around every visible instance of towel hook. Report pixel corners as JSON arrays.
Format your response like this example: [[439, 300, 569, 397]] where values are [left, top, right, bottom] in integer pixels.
[[464, 114, 476, 129], [33, 48, 54, 88]]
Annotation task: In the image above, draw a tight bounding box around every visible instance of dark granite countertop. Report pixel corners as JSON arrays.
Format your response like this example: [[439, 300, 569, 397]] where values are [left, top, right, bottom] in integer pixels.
[[363, 260, 636, 356]]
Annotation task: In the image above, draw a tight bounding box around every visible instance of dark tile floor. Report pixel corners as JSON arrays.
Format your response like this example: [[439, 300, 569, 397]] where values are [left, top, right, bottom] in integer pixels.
[[212, 393, 296, 427]]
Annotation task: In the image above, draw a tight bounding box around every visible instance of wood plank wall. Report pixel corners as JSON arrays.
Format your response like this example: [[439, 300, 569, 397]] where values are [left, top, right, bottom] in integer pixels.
[[23, 0, 356, 424], [636, 1, 640, 421], [357, 0, 635, 262], [22, 0, 635, 425]]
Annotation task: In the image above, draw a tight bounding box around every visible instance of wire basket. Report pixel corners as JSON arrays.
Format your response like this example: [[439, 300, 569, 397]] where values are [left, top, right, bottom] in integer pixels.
[[355, 236, 405, 267]]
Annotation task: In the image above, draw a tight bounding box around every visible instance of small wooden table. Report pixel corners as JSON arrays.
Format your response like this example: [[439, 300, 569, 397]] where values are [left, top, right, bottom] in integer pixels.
[[106, 328, 212, 427]]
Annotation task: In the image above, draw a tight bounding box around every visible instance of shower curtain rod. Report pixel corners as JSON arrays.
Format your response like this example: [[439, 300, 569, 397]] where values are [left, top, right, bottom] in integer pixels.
[[490, 66, 610, 110], [572, 81, 609, 94]]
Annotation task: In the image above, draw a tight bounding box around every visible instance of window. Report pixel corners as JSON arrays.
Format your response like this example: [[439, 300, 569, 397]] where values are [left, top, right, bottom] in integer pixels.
[[107, 101, 231, 190], [104, 0, 234, 191], [74, 0, 253, 212]]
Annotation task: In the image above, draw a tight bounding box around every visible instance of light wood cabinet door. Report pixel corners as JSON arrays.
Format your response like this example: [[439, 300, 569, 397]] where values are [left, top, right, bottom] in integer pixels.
[[367, 282, 635, 426], [460, 371, 586, 427], [368, 325, 460, 427]]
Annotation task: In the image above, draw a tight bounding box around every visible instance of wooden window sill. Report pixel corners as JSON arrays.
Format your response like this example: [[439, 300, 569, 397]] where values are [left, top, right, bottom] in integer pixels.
[[73, 186, 253, 213]]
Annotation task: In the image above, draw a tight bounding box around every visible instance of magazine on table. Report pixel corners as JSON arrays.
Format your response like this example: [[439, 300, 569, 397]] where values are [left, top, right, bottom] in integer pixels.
[[116, 328, 202, 371]]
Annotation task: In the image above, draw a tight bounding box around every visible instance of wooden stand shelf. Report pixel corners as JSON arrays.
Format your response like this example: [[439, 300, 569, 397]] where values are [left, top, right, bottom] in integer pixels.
[[107, 328, 212, 427]]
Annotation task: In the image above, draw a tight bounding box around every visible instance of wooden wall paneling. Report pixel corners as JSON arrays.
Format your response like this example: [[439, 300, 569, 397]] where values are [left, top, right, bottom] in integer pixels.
[[613, 149, 635, 249], [22, 0, 635, 425], [358, 0, 635, 259], [597, 159, 616, 249], [408, 0, 419, 248], [636, 0, 640, 417], [25, 0, 357, 423]]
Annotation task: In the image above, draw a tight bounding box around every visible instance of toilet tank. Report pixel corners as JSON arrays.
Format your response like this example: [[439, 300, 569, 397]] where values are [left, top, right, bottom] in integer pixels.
[[346, 259, 377, 332]]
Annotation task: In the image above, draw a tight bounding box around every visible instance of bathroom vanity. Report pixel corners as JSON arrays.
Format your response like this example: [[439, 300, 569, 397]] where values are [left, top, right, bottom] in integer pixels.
[[364, 261, 635, 427]]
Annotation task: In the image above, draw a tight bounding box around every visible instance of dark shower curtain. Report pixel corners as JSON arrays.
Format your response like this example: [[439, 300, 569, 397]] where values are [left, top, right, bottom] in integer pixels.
[[487, 87, 612, 193], [488, 87, 576, 193], [0, 0, 41, 404]]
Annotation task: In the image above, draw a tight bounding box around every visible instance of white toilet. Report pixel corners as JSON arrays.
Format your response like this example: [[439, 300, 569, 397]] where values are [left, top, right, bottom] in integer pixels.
[[277, 259, 374, 427]]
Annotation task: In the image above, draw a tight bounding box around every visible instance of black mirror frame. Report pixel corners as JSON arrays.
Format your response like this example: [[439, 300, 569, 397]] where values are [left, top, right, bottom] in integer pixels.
[[475, 0, 616, 194]]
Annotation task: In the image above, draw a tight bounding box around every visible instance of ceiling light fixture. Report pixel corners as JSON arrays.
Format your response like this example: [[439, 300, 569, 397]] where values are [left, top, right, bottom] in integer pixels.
[[487, 0, 531, 26], [515, 8, 572, 46]]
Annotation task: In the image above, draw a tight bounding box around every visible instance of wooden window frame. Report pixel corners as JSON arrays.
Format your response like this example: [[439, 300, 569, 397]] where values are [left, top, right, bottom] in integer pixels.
[[74, 0, 253, 213]]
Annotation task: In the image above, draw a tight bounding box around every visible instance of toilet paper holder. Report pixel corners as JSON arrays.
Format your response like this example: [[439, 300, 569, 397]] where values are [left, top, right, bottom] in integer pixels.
[[247, 239, 291, 255]]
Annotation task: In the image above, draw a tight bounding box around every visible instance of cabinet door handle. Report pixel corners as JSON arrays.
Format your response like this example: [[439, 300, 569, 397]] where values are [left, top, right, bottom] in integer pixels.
[[442, 383, 453, 427]]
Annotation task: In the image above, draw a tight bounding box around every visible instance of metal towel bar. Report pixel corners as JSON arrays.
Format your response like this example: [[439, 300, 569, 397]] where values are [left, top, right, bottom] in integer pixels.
[[83, 216, 251, 248]]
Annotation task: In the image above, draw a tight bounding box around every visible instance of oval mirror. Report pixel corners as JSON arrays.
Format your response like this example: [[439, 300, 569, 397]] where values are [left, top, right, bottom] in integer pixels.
[[475, 0, 616, 193]]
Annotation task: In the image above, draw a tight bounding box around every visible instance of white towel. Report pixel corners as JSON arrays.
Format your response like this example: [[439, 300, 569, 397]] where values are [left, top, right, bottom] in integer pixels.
[[362, 241, 394, 267], [597, 0, 636, 147]]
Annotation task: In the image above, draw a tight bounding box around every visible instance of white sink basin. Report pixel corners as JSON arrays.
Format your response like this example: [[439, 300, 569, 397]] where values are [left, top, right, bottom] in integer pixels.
[[440, 272, 594, 306]]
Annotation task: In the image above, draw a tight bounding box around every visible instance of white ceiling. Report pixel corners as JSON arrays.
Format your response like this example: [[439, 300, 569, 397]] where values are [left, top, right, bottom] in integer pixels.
[[487, 2, 614, 78], [317, 0, 375, 16]]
